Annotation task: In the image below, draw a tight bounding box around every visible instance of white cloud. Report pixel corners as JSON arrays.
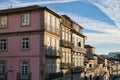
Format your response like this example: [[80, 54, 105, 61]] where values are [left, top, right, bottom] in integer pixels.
[[89, 0, 120, 28], [0, 0, 80, 9]]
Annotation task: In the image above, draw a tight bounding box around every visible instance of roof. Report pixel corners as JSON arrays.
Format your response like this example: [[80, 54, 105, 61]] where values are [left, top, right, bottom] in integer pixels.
[[0, 5, 61, 18], [85, 45, 95, 48], [62, 15, 71, 20], [85, 53, 95, 60], [61, 15, 83, 29], [0, 5, 41, 14]]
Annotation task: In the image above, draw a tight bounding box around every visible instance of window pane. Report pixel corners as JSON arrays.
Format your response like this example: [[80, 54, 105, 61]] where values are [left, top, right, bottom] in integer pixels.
[[21, 37, 30, 50], [0, 16, 7, 28], [22, 13, 30, 26], [20, 61, 29, 75], [0, 61, 6, 73], [0, 38, 7, 51]]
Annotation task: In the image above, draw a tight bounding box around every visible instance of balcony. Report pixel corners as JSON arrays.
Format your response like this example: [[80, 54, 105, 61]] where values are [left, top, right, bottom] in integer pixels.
[[72, 66, 84, 73], [45, 72, 63, 80], [45, 46, 62, 58], [60, 62, 74, 69], [72, 46, 86, 53], [0, 73, 7, 80], [60, 40, 74, 48], [17, 72, 31, 80]]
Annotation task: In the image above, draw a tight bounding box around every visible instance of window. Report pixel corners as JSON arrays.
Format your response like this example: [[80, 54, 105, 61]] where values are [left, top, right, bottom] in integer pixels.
[[0, 16, 7, 28], [66, 32, 68, 41], [0, 38, 7, 51], [56, 18, 60, 34], [0, 61, 6, 74], [52, 62, 56, 73], [66, 51, 68, 63], [21, 36, 30, 50], [52, 16, 55, 33], [68, 33, 71, 42], [89, 64, 92, 68], [47, 13, 51, 30], [78, 42, 81, 47], [46, 62, 50, 73], [52, 38, 56, 55], [56, 40, 59, 56], [62, 50, 65, 62], [62, 31, 65, 40], [21, 13, 30, 26], [69, 53, 71, 63], [20, 61, 29, 75]]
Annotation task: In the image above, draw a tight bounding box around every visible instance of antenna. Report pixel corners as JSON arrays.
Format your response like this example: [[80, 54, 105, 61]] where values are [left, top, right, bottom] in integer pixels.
[[10, 0, 13, 8]]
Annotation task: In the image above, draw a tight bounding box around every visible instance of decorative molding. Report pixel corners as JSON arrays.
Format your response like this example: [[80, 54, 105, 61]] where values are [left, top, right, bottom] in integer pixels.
[[0, 55, 41, 58], [0, 30, 44, 37]]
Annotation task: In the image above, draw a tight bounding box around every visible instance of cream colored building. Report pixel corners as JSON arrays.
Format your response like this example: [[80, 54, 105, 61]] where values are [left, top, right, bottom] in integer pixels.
[[60, 15, 73, 80], [71, 21, 86, 80], [42, 9, 62, 80]]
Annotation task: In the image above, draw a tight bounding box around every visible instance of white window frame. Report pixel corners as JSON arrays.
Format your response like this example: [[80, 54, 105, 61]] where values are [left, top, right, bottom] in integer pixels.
[[0, 38, 7, 51], [21, 36, 30, 50], [20, 60, 29, 75], [0, 16, 7, 28], [21, 13, 30, 26]]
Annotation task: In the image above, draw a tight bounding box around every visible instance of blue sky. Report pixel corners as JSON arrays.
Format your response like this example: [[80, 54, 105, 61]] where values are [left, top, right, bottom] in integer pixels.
[[0, 0, 120, 55]]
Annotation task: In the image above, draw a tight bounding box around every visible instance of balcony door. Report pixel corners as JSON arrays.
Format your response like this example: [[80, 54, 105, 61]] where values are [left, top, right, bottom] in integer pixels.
[[0, 61, 6, 80], [20, 61, 29, 79]]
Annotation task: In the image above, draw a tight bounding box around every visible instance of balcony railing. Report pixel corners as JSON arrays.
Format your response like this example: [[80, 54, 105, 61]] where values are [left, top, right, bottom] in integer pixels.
[[60, 62, 74, 69], [60, 40, 74, 48], [0, 73, 7, 80], [17, 72, 31, 80], [72, 46, 86, 53], [72, 66, 84, 73], [45, 72, 63, 80], [45, 46, 62, 58]]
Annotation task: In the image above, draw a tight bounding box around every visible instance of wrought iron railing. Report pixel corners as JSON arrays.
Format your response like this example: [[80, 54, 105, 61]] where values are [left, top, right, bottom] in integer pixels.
[[0, 73, 7, 80], [60, 62, 74, 69], [17, 72, 31, 80]]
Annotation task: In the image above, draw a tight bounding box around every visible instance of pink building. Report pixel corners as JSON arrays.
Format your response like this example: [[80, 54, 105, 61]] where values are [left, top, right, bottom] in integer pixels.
[[0, 5, 61, 80]]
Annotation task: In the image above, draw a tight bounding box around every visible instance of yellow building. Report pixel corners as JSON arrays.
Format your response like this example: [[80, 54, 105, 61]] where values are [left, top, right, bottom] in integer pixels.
[[60, 15, 73, 80]]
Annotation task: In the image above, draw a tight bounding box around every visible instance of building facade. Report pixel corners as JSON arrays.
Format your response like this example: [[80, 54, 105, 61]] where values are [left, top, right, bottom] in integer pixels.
[[0, 5, 62, 80], [71, 20, 86, 80], [0, 5, 88, 80]]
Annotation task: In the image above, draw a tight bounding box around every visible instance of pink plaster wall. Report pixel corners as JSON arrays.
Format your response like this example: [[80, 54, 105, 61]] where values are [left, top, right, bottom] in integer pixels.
[[0, 34, 40, 56], [0, 10, 41, 33], [0, 10, 42, 80], [0, 58, 40, 80]]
